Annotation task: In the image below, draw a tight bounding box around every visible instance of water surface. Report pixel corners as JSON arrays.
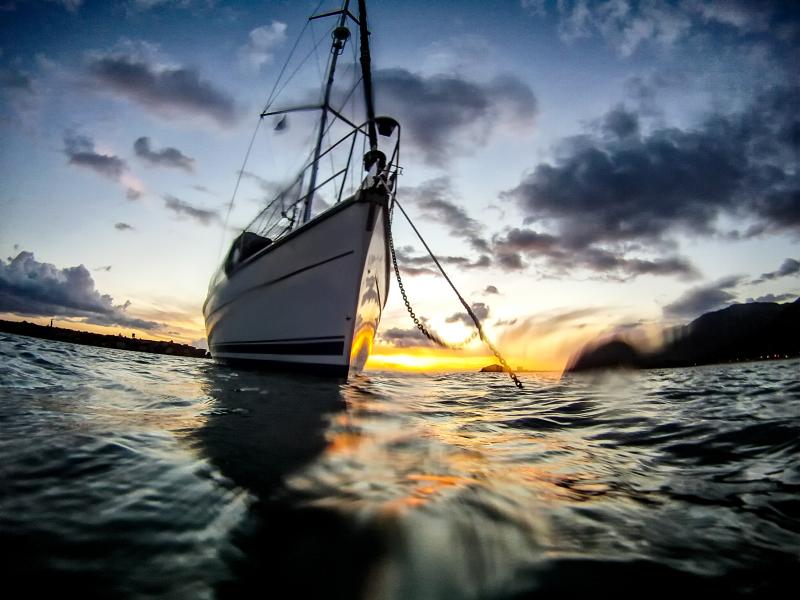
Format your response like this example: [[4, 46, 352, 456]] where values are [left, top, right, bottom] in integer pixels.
[[1, 332, 798, 598]]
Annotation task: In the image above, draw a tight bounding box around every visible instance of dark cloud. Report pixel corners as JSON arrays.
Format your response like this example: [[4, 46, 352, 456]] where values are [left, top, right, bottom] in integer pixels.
[[374, 68, 536, 165], [549, 0, 780, 56], [723, 223, 768, 241], [494, 317, 517, 327], [491, 227, 698, 279], [399, 265, 436, 277], [747, 293, 798, 303], [601, 105, 640, 139], [484, 285, 499, 295], [407, 177, 490, 254], [446, 302, 490, 326], [94, 265, 112, 272], [394, 245, 490, 275], [134, 136, 194, 171], [0, 251, 162, 330], [378, 326, 432, 348], [501, 85, 799, 277], [663, 276, 743, 319], [0, 66, 33, 93], [753, 258, 800, 283], [496, 251, 525, 271], [89, 55, 237, 125], [63, 132, 126, 180], [114, 222, 134, 231], [163, 194, 220, 225]]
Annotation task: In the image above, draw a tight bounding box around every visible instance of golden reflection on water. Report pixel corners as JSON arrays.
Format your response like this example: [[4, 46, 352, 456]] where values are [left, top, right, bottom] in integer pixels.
[[295, 378, 611, 516]]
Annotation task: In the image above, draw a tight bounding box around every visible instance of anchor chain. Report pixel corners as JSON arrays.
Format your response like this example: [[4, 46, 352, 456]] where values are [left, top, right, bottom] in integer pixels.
[[388, 223, 475, 349], [387, 197, 523, 390]]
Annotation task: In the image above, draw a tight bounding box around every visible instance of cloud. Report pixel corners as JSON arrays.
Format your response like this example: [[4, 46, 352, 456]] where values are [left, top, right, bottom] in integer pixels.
[[421, 34, 493, 73], [125, 186, 144, 200], [753, 258, 800, 283], [398, 265, 437, 277], [88, 54, 237, 125], [747, 293, 798, 303], [688, 0, 772, 32], [494, 317, 517, 327], [163, 194, 220, 225], [94, 265, 112, 272], [133, 136, 194, 171], [63, 132, 126, 180], [446, 302, 490, 326], [498, 307, 602, 345], [663, 276, 743, 319], [547, 0, 777, 57], [378, 326, 433, 348], [501, 85, 799, 276], [394, 245, 490, 276], [0, 66, 33, 93], [0, 251, 162, 330], [491, 227, 698, 279], [115, 222, 134, 231], [44, 0, 82, 12], [484, 285, 500, 295], [601, 104, 640, 139], [520, 0, 546, 17], [62, 132, 145, 199], [129, 0, 188, 9], [239, 21, 287, 71], [374, 68, 536, 165], [407, 177, 490, 254]]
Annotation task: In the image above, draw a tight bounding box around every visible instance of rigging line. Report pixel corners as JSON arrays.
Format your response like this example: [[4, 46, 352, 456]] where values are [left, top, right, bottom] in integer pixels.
[[297, 87, 363, 195], [269, 28, 329, 111], [309, 19, 329, 98], [322, 76, 362, 179], [217, 118, 264, 261], [262, 0, 324, 113], [349, 26, 358, 196], [392, 198, 525, 390], [262, 21, 308, 113]]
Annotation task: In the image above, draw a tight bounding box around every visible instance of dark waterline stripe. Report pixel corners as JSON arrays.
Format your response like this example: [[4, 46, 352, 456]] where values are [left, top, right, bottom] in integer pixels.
[[215, 356, 349, 377], [212, 340, 345, 356], [217, 335, 345, 345]]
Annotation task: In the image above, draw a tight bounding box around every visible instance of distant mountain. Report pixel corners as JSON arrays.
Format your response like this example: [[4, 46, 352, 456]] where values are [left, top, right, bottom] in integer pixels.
[[566, 298, 800, 373]]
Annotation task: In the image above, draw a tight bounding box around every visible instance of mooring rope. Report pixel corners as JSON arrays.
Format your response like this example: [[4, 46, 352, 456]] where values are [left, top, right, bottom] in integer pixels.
[[388, 197, 524, 390]]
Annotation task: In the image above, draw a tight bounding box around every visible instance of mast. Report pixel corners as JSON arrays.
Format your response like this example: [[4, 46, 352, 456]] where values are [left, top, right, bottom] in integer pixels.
[[357, 0, 378, 153], [303, 0, 351, 224]]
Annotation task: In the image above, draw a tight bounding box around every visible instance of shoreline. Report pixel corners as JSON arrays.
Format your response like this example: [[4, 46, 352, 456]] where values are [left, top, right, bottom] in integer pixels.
[[0, 319, 209, 359]]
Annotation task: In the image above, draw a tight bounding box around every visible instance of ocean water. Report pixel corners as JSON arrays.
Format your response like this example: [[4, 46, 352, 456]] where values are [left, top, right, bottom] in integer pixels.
[[1, 332, 798, 599]]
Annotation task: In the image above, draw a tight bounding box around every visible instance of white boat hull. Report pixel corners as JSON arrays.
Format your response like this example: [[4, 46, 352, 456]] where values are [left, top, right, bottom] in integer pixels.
[[203, 191, 389, 377]]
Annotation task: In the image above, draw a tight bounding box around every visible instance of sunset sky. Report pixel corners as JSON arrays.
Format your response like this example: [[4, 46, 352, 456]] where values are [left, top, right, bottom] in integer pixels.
[[1, 0, 798, 371]]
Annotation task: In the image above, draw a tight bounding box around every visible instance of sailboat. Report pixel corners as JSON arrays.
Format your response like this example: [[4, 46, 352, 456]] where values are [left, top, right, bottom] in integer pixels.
[[203, 0, 399, 377]]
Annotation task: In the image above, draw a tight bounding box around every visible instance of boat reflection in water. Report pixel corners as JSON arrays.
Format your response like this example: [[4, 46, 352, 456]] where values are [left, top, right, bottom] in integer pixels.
[[193, 366, 387, 599]]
